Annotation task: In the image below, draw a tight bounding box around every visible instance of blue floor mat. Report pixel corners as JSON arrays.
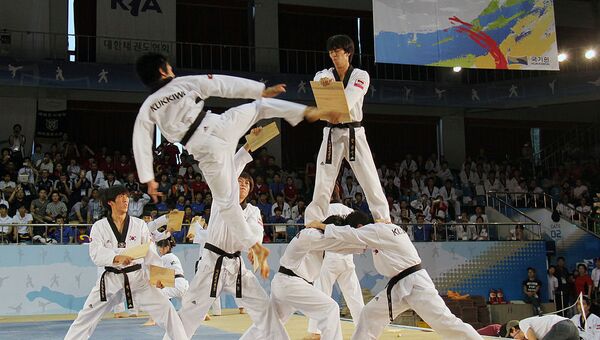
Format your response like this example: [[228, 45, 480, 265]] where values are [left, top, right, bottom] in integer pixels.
[[0, 318, 241, 339]]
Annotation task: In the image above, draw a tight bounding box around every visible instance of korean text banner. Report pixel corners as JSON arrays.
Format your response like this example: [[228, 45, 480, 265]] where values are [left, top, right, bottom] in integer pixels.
[[373, 0, 559, 70]]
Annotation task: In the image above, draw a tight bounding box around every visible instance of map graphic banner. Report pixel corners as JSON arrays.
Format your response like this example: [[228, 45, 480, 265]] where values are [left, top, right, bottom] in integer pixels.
[[373, 0, 559, 70]]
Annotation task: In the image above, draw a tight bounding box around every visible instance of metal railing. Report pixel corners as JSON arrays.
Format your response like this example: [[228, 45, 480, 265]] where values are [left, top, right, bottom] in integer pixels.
[[486, 191, 600, 236], [0, 221, 542, 245], [485, 192, 542, 240], [3, 29, 598, 83]]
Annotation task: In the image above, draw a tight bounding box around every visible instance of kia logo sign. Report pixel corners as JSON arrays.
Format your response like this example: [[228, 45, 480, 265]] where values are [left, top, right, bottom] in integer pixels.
[[111, 0, 162, 17]]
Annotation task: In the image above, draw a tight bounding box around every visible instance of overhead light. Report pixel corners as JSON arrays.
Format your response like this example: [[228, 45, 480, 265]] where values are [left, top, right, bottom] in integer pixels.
[[557, 53, 567, 62], [453, 66, 462, 72], [585, 49, 597, 60]]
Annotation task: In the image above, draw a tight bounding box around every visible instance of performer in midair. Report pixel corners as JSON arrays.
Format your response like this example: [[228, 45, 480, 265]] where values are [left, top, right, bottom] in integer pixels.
[[133, 53, 340, 277]]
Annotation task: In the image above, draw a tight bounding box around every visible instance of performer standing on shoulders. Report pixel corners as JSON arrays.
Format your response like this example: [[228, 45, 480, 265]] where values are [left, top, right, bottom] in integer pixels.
[[305, 35, 389, 225]]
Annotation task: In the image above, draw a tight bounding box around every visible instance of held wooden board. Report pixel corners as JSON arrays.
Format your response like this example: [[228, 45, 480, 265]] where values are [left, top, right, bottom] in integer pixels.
[[310, 81, 351, 123], [245, 122, 280, 152], [167, 210, 185, 232], [149, 265, 175, 287], [120, 242, 150, 260]]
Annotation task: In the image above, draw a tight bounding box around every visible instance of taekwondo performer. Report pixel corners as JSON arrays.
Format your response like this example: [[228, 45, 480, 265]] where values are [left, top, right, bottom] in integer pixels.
[[309, 211, 483, 340], [144, 235, 189, 326], [64, 185, 187, 340], [271, 215, 367, 340], [305, 35, 390, 225], [166, 136, 286, 340], [306, 185, 364, 340], [133, 53, 340, 277]]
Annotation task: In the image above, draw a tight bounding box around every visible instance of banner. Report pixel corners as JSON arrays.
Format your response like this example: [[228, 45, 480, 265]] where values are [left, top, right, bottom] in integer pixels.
[[373, 0, 559, 70], [96, 0, 176, 63], [35, 110, 67, 139]]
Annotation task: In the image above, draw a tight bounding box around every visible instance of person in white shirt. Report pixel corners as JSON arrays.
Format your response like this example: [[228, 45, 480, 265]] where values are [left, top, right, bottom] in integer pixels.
[[37, 153, 54, 174], [306, 200, 364, 339], [0, 204, 13, 243], [64, 185, 187, 340], [436, 161, 453, 183], [425, 153, 440, 173], [341, 176, 363, 201], [484, 171, 504, 193], [99, 171, 122, 189], [592, 258, 600, 296], [173, 144, 288, 340], [507, 315, 579, 339], [570, 295, 600, 340], [547, 266, 558, 302], [421, 177, 440, 199], [576, 198, 592, 215], [85, 162, 105, 189], [132, 53, 336, 279], [143, 235, 189, 327], [573, 179, 588, 200], [439, 179, 460, 218], [310, 211, 482, 340], [128, 192, 151, 218], [271, 215, 365, 340], [399, 154, 418, 174], [0, 173, 16, 200], [12, 204, 33, 243], [304, 35, 390, 226], [271, 194, 292, 220]]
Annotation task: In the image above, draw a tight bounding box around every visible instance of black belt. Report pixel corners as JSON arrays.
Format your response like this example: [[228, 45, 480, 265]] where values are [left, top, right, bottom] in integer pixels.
[[386, 263, 422, 322], [100, 264, 142, 309], [204, 243, 242, 298], [175, 274, 185, 279], [278, 266, 313, 285], [325, 122, 361, 164], [180, 110, 207, 146]]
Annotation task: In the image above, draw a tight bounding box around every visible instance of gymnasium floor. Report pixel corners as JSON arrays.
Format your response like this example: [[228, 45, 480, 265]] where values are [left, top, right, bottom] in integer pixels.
[[0, 308, 479, 339]]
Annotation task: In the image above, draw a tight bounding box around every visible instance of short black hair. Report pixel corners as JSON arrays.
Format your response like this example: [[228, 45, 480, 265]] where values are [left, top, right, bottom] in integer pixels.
[[323, 215, 345, 226], [344, 210, 371, 229], [100, 185, 129, 209], [527, 267, 536, 272], [327, 35, 355, 61], [136, 53, 169, 87], [0, 204, 7, 210], [156, 236, 176, 250]]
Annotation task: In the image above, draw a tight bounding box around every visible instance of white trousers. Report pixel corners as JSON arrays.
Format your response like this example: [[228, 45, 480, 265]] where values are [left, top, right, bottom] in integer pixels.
[[65, 270, 187, 340], [271, 273, 343, 340], [162, 277, 189, 299], [352, 270, 482, 340], [307, 257, 364, 334], [187, 98, 306, 250], [164, 253, 288, 340], [305, 127, 390, 223]]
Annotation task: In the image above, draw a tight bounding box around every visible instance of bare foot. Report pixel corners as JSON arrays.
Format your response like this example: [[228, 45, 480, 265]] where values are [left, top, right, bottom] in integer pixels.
[[304, 107, 341, 123], [143, 319, 156, 326], [302, 334, 321, 340], [250, 243, 270, 279], [113, 312, 128, 319], [204, 314, 211, 321], [238, 307, 246, 314]]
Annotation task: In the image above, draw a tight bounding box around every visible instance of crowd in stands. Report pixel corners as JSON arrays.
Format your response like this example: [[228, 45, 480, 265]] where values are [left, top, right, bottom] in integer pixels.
[[0, 123, 598, 244]]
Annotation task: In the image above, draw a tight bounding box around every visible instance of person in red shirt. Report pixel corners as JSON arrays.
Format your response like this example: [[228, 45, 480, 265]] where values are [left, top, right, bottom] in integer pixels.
[[190, 173, 209, 196], [575, 263, 593, 297], [253, 175, 269, 201], [283, 176, 297, 204], [171, 175, 190, 199], [115, 154, 132, 178]]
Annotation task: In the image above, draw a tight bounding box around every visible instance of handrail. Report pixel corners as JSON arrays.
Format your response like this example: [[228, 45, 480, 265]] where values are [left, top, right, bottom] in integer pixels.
[[3, 29, 597, 82], [486, 191, 600, 236], [0, 221, 541, 245], [485, 192, 540, 224]]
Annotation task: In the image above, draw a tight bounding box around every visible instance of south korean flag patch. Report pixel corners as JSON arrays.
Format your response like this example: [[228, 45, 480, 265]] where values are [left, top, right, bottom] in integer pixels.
[[353, 79, 365, 90]]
